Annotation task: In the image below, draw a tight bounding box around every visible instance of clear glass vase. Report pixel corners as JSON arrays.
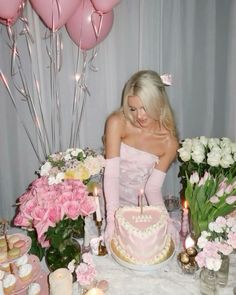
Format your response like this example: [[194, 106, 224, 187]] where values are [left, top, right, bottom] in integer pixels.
[[200, 268, 219, 295], [216, 255, 229, 287]]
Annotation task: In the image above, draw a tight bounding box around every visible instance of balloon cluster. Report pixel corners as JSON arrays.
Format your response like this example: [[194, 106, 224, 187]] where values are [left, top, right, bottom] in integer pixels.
[[0, 0, 120, 50]]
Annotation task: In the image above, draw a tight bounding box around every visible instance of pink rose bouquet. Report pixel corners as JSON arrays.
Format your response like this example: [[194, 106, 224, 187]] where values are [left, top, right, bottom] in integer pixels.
[[14, 176, 96, 270], [195, 216, 236, 271]]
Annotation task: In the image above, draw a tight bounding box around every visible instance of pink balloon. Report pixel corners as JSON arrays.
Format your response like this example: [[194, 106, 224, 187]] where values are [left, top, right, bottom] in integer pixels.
[[0, 0, 23, 19], [91, 0, 120, 13], [0, 3, 23, 26], [29, 0, 82, 31], [66, 0, 114, 50]]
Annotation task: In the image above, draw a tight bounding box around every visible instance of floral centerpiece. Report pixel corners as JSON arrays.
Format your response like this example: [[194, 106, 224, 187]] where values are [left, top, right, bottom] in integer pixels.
[[178, 136, 236, 237], [196, 216, 236, 271], [14, 148, 105, 270]]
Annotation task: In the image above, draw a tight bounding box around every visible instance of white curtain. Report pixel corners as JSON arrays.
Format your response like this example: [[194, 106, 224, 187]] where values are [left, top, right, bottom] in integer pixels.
[[0, 0, 235, 220]]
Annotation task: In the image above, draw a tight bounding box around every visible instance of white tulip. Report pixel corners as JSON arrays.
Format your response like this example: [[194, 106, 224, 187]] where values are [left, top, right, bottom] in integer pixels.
[[190, 172, 200, 184]]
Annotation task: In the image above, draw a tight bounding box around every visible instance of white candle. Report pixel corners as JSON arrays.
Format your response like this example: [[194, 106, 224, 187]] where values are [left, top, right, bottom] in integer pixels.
[[139, 188, 144, 214], [49, 268, 73, 295], [0, 281, 4, 295], [94, 187, 102, 222], [85, 287, 105, 295], [182, 200, 189, 236]]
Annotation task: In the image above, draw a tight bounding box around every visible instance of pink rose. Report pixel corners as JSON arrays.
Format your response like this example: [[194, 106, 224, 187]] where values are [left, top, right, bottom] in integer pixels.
[[63, 201, 80, 220], [75, 263, 97, 286], [14, 213, 31, 227], [79, 198, 96, 216], [48, 206, 63, 224]]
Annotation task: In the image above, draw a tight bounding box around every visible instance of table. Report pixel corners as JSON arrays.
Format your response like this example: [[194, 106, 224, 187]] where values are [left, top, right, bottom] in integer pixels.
[[93, 251, 236, 295]]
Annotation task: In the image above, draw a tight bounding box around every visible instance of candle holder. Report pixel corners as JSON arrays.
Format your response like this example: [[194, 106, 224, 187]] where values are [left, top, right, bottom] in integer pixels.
[[177, 248, 198, 274], [96, 220, 107, 256]]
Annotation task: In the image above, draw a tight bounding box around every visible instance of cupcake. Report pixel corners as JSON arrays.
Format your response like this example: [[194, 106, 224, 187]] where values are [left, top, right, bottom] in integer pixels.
[[0, 251, 7, 263], [8, 247, 20, 259], [3, 274, 16, 294], [18, 263, 33, 281], [8, 235, 20, 249], [28, 282, 41, 295], [15, 254, 28, 267]]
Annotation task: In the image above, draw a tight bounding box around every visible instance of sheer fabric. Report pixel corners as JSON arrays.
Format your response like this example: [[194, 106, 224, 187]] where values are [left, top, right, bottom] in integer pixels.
[[0, 0, 236, 219]]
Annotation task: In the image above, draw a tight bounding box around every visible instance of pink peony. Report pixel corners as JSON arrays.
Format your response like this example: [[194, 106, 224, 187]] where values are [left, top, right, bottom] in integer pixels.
[[227, 232, 236, 248]]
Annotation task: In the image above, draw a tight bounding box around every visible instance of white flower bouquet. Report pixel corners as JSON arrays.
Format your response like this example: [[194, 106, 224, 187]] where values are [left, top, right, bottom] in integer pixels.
[[178, 137, 236, 188], [39, 147, 105, 191], [178, 137, 236, 237]]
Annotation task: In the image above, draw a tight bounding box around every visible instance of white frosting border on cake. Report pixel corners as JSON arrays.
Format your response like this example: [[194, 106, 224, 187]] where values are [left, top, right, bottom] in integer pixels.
[[115, 205, 169, 238], [112, 234, 172, 265]]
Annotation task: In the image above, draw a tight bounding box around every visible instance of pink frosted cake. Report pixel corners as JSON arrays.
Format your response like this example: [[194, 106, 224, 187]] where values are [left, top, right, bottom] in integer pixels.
[[112, 205, 173, 264]]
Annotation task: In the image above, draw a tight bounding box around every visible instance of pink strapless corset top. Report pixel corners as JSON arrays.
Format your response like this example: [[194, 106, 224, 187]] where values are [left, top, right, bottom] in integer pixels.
[[119, 142, 160, 206]]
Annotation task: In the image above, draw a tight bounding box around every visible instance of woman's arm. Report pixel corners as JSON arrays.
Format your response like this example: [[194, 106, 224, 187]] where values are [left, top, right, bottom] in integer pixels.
[[103, 112, 124, 251]]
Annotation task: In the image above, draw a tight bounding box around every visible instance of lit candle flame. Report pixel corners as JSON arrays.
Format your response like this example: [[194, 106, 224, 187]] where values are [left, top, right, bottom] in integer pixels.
[[185, 235, 195, 249], [94, 186, 98, 197], [184, 200, 188, 209]]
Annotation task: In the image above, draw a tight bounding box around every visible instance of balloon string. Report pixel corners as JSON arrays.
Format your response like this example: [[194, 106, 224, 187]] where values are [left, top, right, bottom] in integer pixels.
[[0, 70, 43, 163], [91, 10, 104, 40]]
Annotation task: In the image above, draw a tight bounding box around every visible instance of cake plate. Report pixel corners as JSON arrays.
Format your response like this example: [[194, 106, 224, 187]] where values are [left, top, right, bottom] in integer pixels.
[[110, 239, 175, 272]]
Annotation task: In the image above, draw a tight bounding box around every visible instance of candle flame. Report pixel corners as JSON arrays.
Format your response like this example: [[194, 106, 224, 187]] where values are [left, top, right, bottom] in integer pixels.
[[185, 235, 195, 249], [140, 188, 144, 195], [184, 200, 188, 209], [94, 186, 98, 197]]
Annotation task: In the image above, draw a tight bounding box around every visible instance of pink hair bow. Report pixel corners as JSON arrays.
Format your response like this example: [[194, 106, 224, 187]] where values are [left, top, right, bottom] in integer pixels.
[[160, 74, 172, 86]]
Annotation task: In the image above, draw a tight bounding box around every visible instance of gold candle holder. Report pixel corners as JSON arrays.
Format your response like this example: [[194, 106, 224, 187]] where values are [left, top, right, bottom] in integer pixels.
[[177, 248, 198, 274], [96, 220, 107, 256]]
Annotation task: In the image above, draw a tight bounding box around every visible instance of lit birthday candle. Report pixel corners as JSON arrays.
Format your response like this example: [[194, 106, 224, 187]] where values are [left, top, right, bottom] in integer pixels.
[[182, 200, 189, 236], [94, 187, 102, 222]]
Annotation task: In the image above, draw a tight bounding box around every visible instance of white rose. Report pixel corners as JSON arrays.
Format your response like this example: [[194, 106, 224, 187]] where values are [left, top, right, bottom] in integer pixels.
[[40, 162, 52, 176], [199, 136, 208, 146], [231, 143, 236, 153], [64, 154, 72, 161], [191, 149, 205, 164], [220, 153, 234, 168], [207, 150, 221, 167], [182, 138, 193, 150], [56, 172, 65, 183], [234, 153, 236, 162], [178, 147, 191, 162], [71, 148, 83, 157], [208, 138, 220, 149], [221, 146, 232, 155]]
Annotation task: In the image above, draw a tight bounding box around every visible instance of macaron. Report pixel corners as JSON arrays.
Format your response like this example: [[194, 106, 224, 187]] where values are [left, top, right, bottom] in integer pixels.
[[13, 239, 26, 249], [0, 251, 7, 263], [8, 235, 20, 249], [8, 247, 20, 259]]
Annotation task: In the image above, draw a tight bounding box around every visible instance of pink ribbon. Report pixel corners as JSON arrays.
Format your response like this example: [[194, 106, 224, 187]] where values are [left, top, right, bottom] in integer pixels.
[[160, 74, 172, 86]]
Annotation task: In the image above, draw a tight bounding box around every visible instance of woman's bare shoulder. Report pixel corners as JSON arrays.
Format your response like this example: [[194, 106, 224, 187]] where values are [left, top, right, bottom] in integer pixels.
[[105, 111, 126, 134]]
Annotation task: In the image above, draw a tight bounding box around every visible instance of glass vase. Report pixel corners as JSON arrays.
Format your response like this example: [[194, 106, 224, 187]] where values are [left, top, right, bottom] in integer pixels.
[[216, 255, 229, 287], [46, 238, 81, 271], [199, 268, 219, 295]]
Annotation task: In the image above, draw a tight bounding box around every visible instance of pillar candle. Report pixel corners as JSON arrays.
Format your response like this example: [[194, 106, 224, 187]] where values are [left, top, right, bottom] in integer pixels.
[[94, 187, 102, 222], [85, 287, 105, 295], [182, 200, 189, 236], [0, 281, 4, 295], [49, 268, 73, 295]]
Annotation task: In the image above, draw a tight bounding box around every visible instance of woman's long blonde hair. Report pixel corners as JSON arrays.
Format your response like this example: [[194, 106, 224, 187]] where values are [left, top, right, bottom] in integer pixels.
[[121, 70, 178, 138]]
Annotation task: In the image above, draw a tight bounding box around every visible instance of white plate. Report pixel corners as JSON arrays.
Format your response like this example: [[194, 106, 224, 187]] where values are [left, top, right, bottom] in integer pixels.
[[110, 240, 176, 272]]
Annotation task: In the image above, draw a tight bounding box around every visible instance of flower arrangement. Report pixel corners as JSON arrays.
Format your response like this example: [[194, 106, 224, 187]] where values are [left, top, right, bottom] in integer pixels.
[[178, 136, 236, 237], [178, 136, 236, 188], [195, 216, 236, 271], [185, 171, 236, 237], [39, 147, 105, 189], [14, 176, 97, 270], [68, 253, 97, 288]]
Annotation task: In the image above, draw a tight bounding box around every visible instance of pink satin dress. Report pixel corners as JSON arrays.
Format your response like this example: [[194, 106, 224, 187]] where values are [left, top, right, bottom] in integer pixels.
[[119, 142, 160, 206]]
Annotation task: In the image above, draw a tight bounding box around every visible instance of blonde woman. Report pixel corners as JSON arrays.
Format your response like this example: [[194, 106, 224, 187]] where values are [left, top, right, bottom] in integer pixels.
[[103, 70, 179, 250]]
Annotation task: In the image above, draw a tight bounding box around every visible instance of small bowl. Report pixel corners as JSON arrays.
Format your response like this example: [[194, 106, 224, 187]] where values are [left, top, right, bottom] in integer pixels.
[[164, 195, 180, 212]]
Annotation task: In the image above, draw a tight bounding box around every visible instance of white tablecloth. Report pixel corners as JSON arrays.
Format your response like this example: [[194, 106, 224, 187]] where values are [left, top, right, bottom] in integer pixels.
[[93, 252, 236, 295]]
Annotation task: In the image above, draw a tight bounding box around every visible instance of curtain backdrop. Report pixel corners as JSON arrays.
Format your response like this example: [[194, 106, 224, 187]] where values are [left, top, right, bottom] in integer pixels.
[[0, 0, 235, 220]]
